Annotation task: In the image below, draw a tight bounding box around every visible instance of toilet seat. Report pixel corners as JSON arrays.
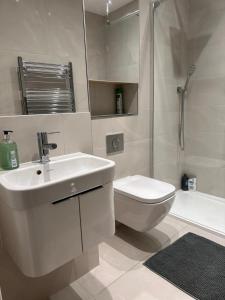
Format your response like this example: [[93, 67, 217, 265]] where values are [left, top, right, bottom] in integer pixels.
[[114, 175, 176, 204]]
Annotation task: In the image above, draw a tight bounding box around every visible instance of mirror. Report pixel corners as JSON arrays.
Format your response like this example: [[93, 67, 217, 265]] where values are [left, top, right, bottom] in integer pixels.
[[0, 0, 86, 116], [84, 0, 140, 118]]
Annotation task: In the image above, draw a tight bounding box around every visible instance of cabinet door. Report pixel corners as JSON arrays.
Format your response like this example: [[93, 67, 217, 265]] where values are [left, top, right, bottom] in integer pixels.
[[79, 183, 115, 251], [25, 196, 82, 276]]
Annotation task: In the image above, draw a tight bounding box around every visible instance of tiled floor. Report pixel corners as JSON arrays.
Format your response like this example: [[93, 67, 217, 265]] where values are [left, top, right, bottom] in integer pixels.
[[51, 215, 225, 300]]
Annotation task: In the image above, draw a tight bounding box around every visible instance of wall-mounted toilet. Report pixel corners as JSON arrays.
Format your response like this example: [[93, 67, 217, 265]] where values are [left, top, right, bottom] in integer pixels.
[[114, 175, 176, 232]]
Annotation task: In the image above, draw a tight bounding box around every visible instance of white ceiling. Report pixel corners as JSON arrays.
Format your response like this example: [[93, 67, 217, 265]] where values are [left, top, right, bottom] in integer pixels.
[[84, 0, 133, 16]]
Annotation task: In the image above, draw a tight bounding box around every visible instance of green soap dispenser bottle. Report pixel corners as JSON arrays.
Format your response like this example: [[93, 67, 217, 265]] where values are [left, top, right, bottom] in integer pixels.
[[0, 130, 19, 170]]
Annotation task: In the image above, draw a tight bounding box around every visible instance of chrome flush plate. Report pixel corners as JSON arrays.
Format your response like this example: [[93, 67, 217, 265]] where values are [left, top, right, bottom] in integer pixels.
[[106, 133, 124, 154]]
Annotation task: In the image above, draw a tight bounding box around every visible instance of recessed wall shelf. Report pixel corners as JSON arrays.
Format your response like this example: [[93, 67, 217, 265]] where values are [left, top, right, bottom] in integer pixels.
[[89, 79, 138, 119], [92, 113, 136, 119], [89, 79, 138, 84]]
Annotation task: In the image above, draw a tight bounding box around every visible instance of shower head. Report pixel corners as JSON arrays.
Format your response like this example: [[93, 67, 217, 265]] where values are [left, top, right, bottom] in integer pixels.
[[177, 64, 196, 95], [152, 0, 168, 10], [183, 64, 196, 92], [187, 64, 196, 77], [153, 0, 161, 9]]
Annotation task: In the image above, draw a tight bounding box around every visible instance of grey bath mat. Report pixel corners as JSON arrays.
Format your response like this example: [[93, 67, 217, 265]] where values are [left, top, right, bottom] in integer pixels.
[[144, 232, 225, 300]]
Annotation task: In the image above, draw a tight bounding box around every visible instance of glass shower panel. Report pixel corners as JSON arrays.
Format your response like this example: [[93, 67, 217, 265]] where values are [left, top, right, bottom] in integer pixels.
[[183, 0, 225, 198], [153, 0, 225, 198], [153, 0, 188, 188]]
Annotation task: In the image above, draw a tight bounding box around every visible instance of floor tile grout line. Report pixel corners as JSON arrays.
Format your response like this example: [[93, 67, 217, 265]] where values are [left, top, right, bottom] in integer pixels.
[[75, 280, 96, 300], [93, 227, 180, 298], [75, 258, 141, 299], [94, 260, 141, 298], [75, 219, 191, 300]]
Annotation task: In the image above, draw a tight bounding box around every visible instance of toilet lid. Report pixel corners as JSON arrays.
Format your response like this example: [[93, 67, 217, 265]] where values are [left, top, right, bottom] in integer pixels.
[[113, 175, 176, 204]]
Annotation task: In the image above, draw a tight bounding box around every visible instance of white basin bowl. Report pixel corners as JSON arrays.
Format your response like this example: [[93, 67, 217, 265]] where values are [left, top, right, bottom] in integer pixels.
[[0, 152, 115, 210]]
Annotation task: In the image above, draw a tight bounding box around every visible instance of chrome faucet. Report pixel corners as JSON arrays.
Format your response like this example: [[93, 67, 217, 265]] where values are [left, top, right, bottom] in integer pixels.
[[37, 132, 59, 163]]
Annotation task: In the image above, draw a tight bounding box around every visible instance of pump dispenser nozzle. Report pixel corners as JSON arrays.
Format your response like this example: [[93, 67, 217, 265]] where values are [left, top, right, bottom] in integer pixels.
[[3, 130, 13, 141], [3, 130, 13, 134]]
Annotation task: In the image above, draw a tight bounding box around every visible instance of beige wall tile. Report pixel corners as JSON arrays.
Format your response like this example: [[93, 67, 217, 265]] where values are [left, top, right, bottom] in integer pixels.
[[91, 0, 151, 179], [93, 138, 150, 180], [85, 1, 139, 83], [61, 113, 93, 155], [85, 12, 107, 81], [0, 113, 92, 163], [0, 114, 63, 162], [0, 0, 88, 115], [92, 111, 150, 148]]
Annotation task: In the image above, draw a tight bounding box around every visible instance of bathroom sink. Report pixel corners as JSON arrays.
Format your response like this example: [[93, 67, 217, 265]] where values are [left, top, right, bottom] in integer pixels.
[[0, 152, 115, 210], [0, 152, 115, 277]]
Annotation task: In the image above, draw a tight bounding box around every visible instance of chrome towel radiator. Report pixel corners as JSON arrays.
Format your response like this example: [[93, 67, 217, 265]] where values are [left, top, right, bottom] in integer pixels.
[[18, 56, 75, 115]]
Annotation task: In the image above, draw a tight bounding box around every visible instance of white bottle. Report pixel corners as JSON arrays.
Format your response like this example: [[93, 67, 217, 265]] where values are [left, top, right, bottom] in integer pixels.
[[188, 177, 197, 191]]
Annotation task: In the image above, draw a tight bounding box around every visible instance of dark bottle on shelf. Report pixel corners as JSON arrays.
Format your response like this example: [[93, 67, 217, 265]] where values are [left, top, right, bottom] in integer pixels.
[[115, 87, 124, 114]]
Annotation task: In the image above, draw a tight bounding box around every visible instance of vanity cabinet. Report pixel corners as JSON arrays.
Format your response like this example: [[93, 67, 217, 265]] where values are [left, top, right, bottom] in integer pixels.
[[0, 182, 115, 277]]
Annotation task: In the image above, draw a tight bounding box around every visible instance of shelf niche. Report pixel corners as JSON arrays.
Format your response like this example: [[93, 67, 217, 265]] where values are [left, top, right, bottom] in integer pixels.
[[89, 80, 138, 119]]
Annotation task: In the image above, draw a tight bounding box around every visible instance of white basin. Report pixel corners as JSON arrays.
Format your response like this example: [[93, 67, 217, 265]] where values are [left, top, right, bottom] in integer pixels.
[[0, 152, 115, 210]]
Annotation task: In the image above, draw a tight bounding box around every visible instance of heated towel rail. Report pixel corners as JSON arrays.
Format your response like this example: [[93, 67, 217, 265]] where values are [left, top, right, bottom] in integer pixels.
[[18, 57, 75, 115]]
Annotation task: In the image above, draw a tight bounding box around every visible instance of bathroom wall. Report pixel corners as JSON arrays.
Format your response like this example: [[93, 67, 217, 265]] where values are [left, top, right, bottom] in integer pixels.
[[85, 11, 107, 80], [183, 0, 225, 197], [85, 0, 139, 83], [0, 0, 92, 163], [0, 113, 92, 164], [0, 0, 89, 116], [0, 1, 97, 300], [105, 0, 139, 82], [91, 0, 151, 179], [153, 0, 189, 188]]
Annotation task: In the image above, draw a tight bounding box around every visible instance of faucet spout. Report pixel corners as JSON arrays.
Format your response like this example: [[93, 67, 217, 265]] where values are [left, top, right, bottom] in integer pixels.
[[37, 132, 58, 163], [43, 143, 57, 150]]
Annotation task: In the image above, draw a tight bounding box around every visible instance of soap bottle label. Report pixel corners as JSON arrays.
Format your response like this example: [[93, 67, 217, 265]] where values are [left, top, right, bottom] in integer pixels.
[[10, 150, 18, 168]]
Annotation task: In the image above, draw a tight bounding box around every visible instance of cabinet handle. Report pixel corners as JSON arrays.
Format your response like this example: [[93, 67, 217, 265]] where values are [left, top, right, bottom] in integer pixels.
[[51, 185, 103, 205]]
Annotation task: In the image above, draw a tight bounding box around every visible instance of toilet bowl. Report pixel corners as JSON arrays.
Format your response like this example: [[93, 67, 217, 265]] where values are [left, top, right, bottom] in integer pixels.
[[114, 175, 176, 232]]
